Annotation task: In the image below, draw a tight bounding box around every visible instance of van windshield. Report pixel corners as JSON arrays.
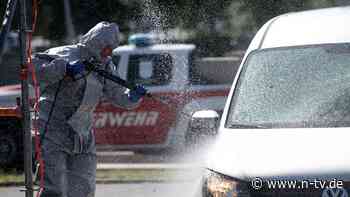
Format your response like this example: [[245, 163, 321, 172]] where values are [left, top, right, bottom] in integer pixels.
[[226, 43, 350, 128]]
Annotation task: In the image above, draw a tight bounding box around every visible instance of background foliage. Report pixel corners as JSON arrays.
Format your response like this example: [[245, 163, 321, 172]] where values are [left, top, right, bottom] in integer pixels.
[[0, 0, 346, 56]]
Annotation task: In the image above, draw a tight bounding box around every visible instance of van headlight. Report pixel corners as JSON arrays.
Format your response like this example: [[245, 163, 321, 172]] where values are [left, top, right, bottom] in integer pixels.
[[203, 170, 250, 197]]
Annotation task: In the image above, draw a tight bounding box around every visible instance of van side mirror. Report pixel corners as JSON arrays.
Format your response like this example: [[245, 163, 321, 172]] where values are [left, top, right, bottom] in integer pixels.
[[186, 110, 220, 146], [191, 110, 220, 134]]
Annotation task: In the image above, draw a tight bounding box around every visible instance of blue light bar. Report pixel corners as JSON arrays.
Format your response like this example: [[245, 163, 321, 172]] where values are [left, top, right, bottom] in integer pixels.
[[128, 33, 154, 47]]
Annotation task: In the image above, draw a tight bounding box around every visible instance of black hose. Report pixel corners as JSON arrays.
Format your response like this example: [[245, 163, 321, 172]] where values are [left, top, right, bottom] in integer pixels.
[[40, 78, 64, 143]]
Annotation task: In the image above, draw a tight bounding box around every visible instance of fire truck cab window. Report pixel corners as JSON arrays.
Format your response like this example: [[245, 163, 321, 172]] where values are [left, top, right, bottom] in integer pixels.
[[127, 53, 173, 86]]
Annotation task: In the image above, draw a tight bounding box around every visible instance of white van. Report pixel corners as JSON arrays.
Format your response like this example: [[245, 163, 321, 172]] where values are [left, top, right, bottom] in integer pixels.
[[194, 6, 350, 197]]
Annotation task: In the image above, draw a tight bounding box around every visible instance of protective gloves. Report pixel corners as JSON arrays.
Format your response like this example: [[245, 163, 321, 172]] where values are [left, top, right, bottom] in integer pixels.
[[66, 61, 86, 77], [128, 85, 147, 102]]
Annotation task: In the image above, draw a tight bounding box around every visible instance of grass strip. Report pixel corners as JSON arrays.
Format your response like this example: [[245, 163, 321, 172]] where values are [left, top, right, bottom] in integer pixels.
[[0, 169, 24, 186], [0, 168, 198, 186]]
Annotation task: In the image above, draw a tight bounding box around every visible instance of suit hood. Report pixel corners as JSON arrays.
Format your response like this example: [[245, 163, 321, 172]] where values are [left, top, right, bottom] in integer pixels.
[[78, 21, 119, 61]]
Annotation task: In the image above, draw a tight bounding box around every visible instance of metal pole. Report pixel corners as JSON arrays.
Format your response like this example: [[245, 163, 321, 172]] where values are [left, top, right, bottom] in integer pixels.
[[63, 0, 76, 43], [19, 0, 33, 196]]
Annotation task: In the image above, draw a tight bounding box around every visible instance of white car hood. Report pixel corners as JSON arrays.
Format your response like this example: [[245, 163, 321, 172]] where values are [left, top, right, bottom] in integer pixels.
[[206, 127, 350, 180]]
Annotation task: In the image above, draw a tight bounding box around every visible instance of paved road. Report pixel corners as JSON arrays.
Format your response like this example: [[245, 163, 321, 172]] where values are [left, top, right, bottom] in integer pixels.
[[0, 181, 201, 197]]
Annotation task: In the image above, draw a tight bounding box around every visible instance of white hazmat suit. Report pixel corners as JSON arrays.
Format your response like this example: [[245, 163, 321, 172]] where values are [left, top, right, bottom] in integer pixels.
[[32, 22, 139, 197]]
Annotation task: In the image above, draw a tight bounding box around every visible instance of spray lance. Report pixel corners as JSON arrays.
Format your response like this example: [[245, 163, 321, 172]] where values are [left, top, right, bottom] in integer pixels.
[[82, 59, 193, 119], [83, 60, 156, 101], [83, 59, 153, 96]]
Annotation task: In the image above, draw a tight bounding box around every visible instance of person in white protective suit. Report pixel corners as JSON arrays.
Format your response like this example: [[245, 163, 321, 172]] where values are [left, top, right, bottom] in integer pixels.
[[32, 21, 147, 197]]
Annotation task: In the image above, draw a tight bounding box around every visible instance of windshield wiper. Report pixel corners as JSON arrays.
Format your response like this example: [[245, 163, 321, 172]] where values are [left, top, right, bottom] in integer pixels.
[[227, 123, 266, 129]]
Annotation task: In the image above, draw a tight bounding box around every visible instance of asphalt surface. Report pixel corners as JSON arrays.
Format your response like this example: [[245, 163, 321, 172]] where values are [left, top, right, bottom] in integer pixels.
[[0, 182, 201, 197]]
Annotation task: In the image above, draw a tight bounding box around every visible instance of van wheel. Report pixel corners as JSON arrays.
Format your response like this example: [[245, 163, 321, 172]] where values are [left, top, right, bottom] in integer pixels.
[[0, 133, 17, 167]]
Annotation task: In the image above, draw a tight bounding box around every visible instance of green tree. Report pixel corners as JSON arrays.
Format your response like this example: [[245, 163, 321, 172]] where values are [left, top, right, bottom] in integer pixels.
[[34, 0, 141, 42], [71, 0, 141, 34]]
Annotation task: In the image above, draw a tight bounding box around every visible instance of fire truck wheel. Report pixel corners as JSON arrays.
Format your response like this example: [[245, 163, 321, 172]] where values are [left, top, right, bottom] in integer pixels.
[[0, 133, 17, 167]]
